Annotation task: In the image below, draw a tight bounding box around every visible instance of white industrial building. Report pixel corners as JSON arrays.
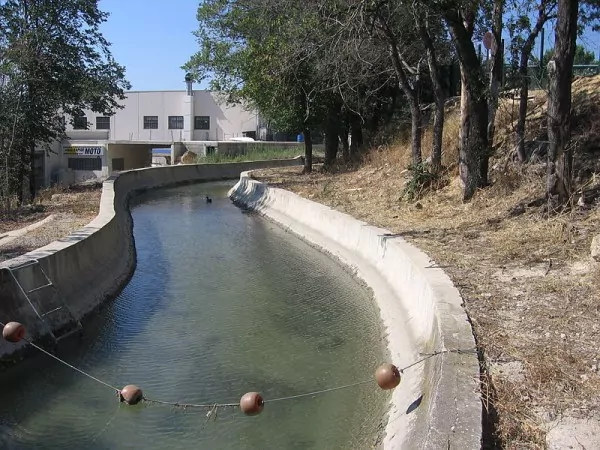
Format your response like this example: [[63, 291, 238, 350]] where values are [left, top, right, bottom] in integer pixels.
[[38, 86, 267, 187]]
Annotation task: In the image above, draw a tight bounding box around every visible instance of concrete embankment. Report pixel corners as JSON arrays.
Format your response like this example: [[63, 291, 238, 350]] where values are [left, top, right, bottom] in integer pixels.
[[0, 158, 302, 363], [228, 171, 482, 449]]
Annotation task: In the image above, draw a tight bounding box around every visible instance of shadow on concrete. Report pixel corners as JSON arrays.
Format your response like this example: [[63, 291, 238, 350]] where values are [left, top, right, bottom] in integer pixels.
[[406, 394, 423, 415]]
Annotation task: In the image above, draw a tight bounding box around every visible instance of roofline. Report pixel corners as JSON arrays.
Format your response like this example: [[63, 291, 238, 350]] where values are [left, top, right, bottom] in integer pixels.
[[124, 89, 216, 94]]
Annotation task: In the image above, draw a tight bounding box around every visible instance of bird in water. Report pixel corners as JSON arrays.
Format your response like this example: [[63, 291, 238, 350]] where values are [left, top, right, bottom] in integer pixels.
[[205, 195, 212, 204]]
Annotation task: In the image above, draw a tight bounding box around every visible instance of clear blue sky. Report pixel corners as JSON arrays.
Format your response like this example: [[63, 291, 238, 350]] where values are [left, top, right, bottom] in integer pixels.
[[98, 0, 600, 92], [99, 0, 208, 91]]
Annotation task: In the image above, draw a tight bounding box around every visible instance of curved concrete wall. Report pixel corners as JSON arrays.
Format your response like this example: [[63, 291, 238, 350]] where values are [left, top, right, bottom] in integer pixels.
[[228, 172, 482, 449], [0, 158, 302, 362]]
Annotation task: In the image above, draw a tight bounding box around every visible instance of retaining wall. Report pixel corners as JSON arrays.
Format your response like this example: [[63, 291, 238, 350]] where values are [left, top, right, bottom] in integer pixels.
[[0, 158, 302, 362], [228, 172, 482, 450]]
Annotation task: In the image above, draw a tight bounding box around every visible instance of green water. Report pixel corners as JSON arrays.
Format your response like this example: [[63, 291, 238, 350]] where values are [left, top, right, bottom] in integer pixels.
[[0, 182, 388, 449]]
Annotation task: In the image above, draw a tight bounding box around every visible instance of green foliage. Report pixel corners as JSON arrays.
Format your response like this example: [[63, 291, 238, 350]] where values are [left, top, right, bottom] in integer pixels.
[[540, 44, 599, 67], [0, 0, 130, 204], [401, 161, 438, 201], [184, 0, 326, 135], [196, 144, 314, 163]]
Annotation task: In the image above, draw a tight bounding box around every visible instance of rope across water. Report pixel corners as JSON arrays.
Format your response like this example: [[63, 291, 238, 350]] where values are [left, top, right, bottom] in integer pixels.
[[0, 320, 476, 414]]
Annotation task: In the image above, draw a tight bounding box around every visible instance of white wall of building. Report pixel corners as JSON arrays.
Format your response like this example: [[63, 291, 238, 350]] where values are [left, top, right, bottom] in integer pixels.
[[63, 90, 258, 143], [40, 89, 260, 188], [191, 92, 258, 141]]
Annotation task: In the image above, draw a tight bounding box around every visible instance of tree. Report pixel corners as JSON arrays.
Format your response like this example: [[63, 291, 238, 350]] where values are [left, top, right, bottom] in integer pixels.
[[546, 0, 579, 207], [413, 6, 451, 174], [507, 0, 557, 163], [486, 0, 504, 151], [541, 44, 599, 67], [362, 1, 427, 168], [185, 0, 338, 173], [440, 5, 490, 201], [0, 0, 129, 203]]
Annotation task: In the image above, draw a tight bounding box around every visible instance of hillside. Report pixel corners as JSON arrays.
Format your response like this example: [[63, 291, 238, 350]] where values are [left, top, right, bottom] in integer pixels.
[[253, 75, 600, 449]]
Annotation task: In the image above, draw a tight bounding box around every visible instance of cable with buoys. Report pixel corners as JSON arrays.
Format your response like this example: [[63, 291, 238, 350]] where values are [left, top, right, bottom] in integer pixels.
[[1, 321, 476, 416]]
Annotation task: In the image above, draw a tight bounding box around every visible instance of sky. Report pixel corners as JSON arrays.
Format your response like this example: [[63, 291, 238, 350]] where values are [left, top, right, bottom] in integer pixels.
[[98, 0, 208, 91], [98, 0, 600, 92]]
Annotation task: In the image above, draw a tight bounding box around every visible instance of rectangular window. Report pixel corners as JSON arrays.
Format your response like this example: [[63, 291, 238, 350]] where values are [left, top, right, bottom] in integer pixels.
[[67, 157, 102, 171], [168, 116, 184, 129], [73, 116, 87, 130], [96, 116, 110, 130], [194, 116, 210, 130], [112, 158, 125, 171], [143, 116, 159, 129]]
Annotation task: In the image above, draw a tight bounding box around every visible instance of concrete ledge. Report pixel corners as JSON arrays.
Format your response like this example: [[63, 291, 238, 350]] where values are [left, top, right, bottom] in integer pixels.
[[0, 158, 302, 362], [0, 214, 56, 247], [228, 171, 482, 449]]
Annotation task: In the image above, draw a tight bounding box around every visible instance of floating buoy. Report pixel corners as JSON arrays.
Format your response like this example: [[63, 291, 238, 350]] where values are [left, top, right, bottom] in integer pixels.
[[375, 363, 401, 390], [2, 322, 26, 343], [120, 385, 143, 405], [239, 392, 264, 415]]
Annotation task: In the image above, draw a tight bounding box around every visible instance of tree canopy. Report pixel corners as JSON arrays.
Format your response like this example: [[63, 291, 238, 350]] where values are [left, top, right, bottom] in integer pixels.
[[0, 0, 130, 204]]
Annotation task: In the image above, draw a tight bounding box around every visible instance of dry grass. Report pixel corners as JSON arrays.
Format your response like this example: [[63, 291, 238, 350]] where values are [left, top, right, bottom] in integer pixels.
[[253, 76, 600, 449], [0, 183, 101, 235]]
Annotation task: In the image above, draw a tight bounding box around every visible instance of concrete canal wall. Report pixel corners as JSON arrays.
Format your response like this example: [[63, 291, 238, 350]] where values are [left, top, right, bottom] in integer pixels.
[[228, 171, 482, 450]]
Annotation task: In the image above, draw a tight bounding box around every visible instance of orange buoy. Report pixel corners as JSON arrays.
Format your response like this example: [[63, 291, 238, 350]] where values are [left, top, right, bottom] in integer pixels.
[[120, 385, 143, 405], [239, 392, 264, 415], [375, 363, 401, 390], [2, 322, 26, 343]]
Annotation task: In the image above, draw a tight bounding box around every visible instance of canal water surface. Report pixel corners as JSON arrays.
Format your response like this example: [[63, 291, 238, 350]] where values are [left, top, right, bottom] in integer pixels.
[[0, 181, 388, 449]]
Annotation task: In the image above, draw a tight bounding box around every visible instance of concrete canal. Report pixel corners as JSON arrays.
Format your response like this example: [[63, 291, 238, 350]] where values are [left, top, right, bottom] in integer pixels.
[[0, 181, 388, 449]]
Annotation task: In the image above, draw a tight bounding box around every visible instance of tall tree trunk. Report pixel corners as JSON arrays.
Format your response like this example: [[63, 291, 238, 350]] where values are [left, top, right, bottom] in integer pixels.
[[387, 34, 422, 166], [409, 96, 423, 166], [515, 8, 551, 162], [302, 127, 313, 174], [324, 104, 340, 168], [340, 112, 350, 162], [458, 10, 475, 185], [487, 0, 504, 149], [445, 10, 490, 200], [17, 149, 25, 206], [350, 115, 363, 159], [28, 140, 36, 202], [515, 50, 531, 162], [547, 0, 578, 207], [415, 10, 445, 173]]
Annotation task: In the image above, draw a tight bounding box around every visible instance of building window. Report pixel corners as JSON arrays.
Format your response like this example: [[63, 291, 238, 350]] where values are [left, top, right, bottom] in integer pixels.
[[143, 116, 158, 129], [112, 158, 125, 171], [73, 116, 87, 130], [194, 116, 210, 130], [168, 116, 184, 129], [96, 117, 110, 130], [67, 157, 102, 171]]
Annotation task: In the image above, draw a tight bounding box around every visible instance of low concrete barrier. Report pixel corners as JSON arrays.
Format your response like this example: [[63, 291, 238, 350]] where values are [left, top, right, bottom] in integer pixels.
[[0, 158, 302, 362], [228, 172, 482, 449]]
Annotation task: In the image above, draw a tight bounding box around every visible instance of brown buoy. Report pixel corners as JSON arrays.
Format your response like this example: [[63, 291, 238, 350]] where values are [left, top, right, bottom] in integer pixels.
[[375, 363, 401, 390], [120, 385, 143, 405], [2, 322, 26, 343], [239, 392, 264, 415]]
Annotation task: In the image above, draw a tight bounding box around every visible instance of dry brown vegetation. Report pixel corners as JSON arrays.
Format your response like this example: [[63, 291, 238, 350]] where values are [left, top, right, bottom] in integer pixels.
[[0, 183, 101, 234], [254, 76, 600, 449], [0, 184, 101, 261]]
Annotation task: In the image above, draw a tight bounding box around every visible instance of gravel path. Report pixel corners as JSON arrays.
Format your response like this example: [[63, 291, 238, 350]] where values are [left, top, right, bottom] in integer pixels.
[[0, 213, 93, 263]]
